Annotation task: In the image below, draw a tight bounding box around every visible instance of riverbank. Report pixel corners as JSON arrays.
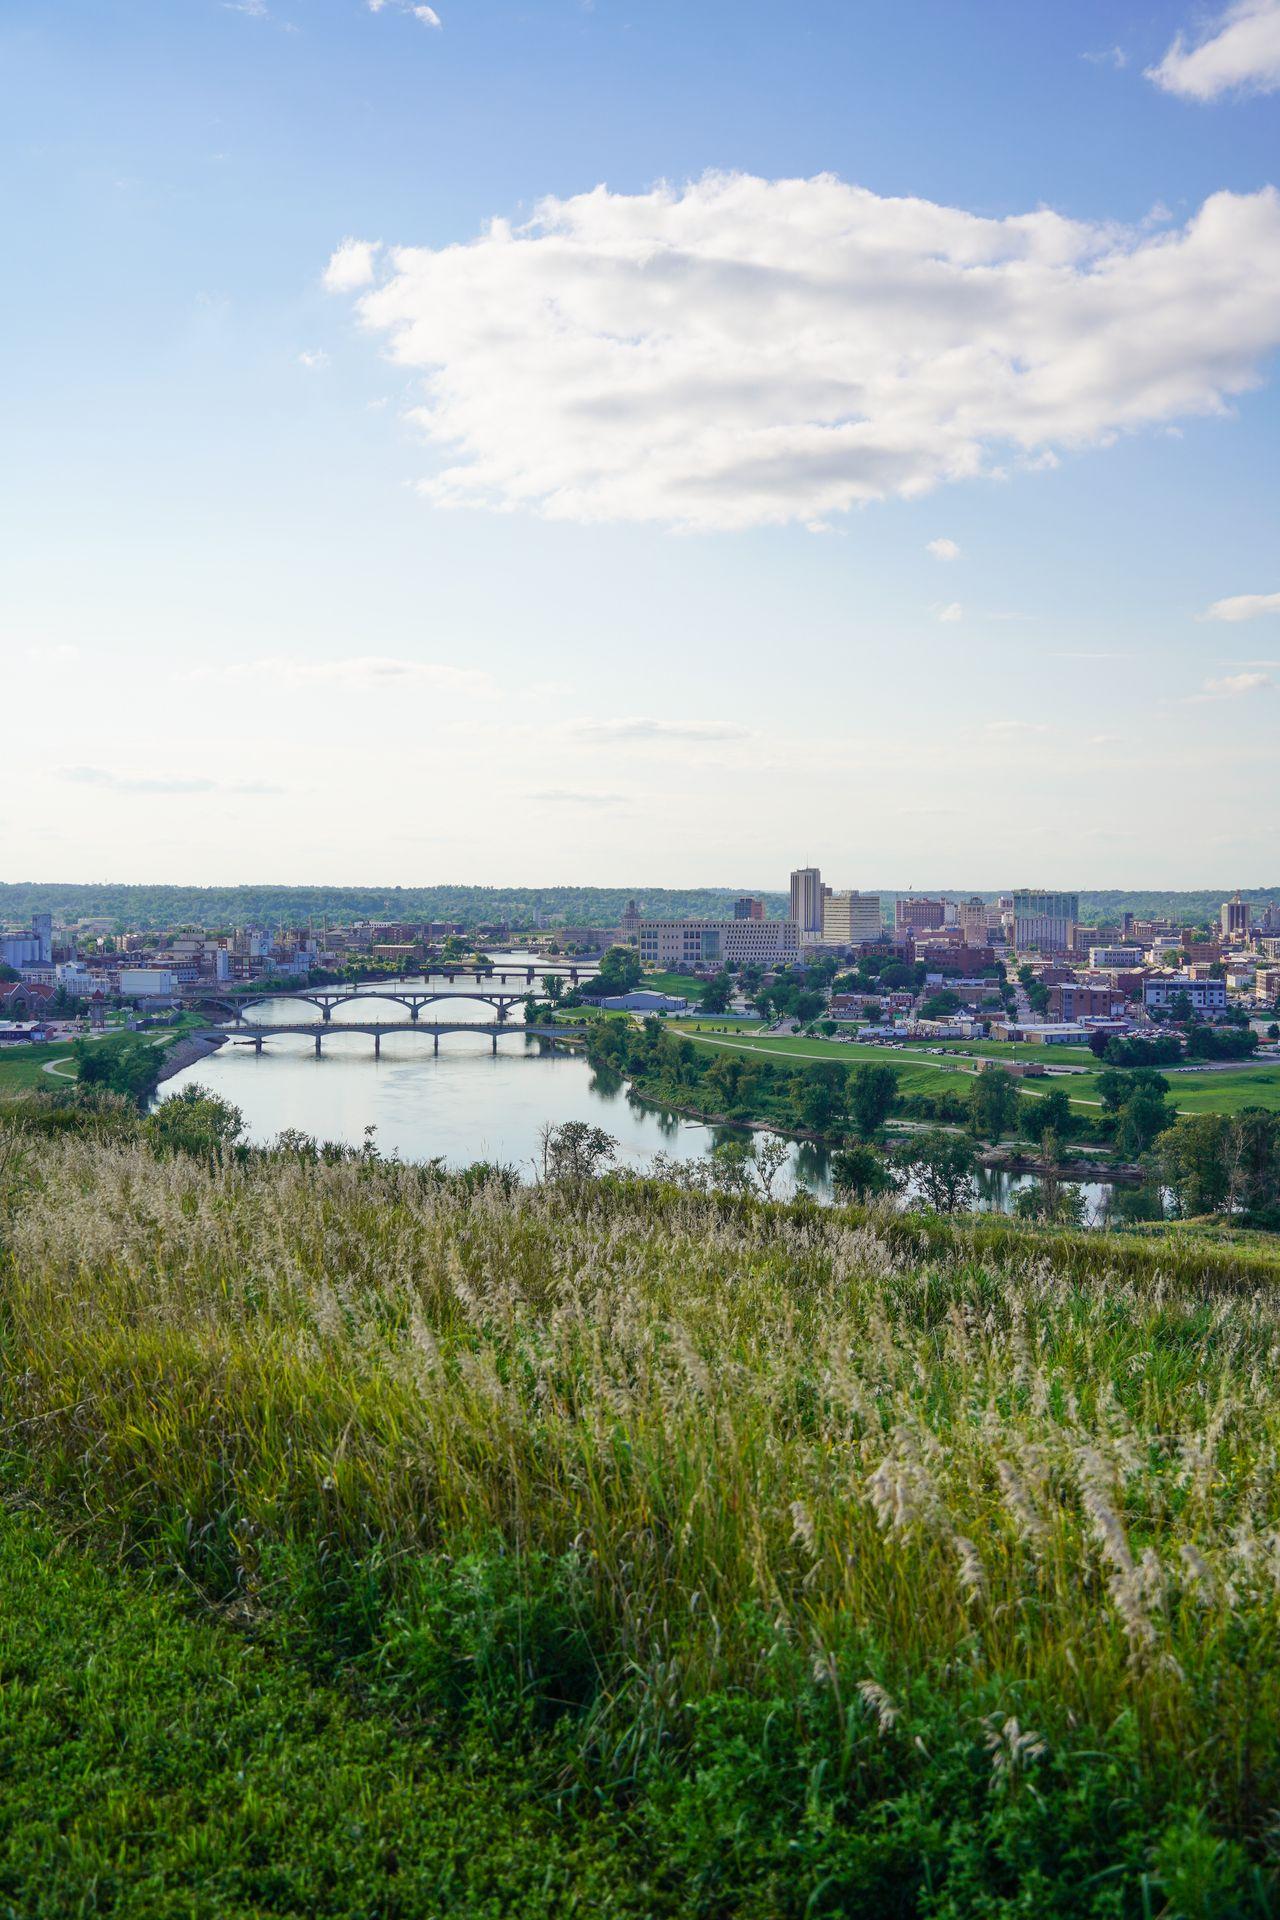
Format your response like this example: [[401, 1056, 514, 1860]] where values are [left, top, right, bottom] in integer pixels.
[[154, 1027, 226, 1085]]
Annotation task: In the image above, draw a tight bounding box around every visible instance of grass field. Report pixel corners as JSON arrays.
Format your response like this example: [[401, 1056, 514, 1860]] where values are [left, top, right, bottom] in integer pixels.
[[0, 1014, 206, 1093], [4, 1122, 1280, 1912], [670, 1022, 1280, 1117]]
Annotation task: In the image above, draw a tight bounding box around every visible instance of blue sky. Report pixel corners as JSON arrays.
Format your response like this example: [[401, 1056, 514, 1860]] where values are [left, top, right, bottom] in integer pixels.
[[2, 0, 1278, 889]]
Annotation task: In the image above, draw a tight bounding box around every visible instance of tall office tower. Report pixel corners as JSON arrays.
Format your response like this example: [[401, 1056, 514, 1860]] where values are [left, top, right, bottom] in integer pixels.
[[1012, 890, 1080, 952], [1221, 893, 1251, 940], [733, 896, 765, 920], [822, 891, 884, 947], [789, 867, 824, 936]]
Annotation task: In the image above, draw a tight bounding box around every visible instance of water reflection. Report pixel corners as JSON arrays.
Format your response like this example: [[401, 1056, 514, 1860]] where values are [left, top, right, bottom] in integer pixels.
[[163, 956, 1162, 1222]]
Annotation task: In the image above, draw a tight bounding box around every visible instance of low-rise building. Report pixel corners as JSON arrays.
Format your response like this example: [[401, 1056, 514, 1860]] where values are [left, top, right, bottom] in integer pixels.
[[1143, 974, 1227, 1013], [822, 892, 883, 947], [1088, 945, 1144, 969], [1048, 984, 1127, 1021]]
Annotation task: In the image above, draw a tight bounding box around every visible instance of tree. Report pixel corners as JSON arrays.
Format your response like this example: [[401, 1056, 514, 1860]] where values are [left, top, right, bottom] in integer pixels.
[[967, 1068, 1021, 1143], [1023, 1087, 1072, 1143], [147, 1085, 244, 1160], [541, 973, 564, 1003], [1268, 1023, 1279, 1042], [850, 1062, 899, 1139], [790, 1063, 849, 1134], [1156, 1115, 1231, 1218], [1116, 1086, 1174, 1158], [830, 1142, 894, 1202], [538, 1121, 617, 1182], [751, 1133, 791, 1201], [700, 971, 733, 1014], [894, 1130, 978, 1214], [584, 946, 642, 997], [792, 990, 826, 1026]]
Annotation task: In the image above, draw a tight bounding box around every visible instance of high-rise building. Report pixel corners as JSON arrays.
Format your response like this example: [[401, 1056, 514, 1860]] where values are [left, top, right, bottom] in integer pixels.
[[894, 896, 947, 934], [733, 896, 765, 920], [822, 891, 883, 947], [789, 867, 824, 937], [1221, 893, 1251, 940], [1012, 890, 1079, 952]]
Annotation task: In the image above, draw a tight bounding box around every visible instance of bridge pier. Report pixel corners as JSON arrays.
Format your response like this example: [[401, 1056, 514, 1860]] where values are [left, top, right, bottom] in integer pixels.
[[314, 1033, 322, 1057], [253, 1035, 263, 1055], [433, 1032, 439, 1054], [491, 1032, 498, 1054], [374, 1031, 381, 1059]]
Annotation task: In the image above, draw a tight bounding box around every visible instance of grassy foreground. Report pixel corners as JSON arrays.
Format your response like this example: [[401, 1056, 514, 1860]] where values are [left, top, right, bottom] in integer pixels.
[[4, 1127, 1280, 1913], [0, 1507, 653, 1918]]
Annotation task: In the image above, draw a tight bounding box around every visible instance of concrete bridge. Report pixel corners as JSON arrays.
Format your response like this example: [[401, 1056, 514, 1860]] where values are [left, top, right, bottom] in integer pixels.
[[210, 987, 537, 1024], [225, 1022, 586, 1057]]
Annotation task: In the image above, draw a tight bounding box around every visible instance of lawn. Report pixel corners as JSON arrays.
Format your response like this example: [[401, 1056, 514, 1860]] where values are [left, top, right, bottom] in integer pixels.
[[0, 1015, 206, 1093], [671, 1023, 1280, 1117]]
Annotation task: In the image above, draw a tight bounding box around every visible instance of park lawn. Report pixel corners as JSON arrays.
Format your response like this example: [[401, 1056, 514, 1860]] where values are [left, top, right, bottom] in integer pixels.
[[0, 1016, 205, 1094], [0, 1505, 658, 1920], [673, 1026, 1280, 1120], [641, 970, 707, 1000]]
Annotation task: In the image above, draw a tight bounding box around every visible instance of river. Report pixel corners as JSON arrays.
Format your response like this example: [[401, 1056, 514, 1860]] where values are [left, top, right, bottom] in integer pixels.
[[160, 957, 1160, 1220]]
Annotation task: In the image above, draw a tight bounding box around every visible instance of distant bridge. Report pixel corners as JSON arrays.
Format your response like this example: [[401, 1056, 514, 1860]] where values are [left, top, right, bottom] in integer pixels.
[[207, 986, 538, 1024], [223, 1022, 586, 1057]]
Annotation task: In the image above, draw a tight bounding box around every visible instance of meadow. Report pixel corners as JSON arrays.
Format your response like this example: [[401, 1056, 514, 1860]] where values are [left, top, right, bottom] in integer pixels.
[[3, 1111, 1280, 1913]]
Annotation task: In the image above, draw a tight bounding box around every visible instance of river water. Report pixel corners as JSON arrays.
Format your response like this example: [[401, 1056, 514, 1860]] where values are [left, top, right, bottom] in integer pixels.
[[161, 956, 1159, 1220]]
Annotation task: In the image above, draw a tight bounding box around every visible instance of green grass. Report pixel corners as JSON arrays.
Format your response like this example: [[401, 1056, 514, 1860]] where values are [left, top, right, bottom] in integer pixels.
[[4, 1126, 1280, 1910], [0, 1015, 206, 1093], [0, 1505, 656, 1919], [669, 1022, 1280, 1116]]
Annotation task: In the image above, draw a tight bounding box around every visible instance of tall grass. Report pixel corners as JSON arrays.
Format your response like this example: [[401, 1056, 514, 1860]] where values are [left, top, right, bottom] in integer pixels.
[[4, 1130, 1280, 1909]]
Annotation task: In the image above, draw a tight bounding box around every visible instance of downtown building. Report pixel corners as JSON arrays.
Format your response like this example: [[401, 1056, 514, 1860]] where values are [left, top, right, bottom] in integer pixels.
[[821, 891, 884, 947], [1012, 889, 1079, 953], [639, 918, 799, 970]]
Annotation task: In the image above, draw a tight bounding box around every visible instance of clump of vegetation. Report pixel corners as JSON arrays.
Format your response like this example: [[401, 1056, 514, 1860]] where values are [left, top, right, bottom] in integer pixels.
[[2, 1106, 1280, 1910]]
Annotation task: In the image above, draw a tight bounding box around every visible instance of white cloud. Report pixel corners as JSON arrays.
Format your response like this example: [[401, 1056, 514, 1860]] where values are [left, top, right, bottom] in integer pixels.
[[1147, 0, 1280, 98], [985, 719, 1051, 735], [1083, 45, 1127, 68], [1189, 670, 1276, 700], [190, 655, 496, 696], [26, 643, 80, 664], [1201, 590, 1280, 621], [334, 173, 1280, 532], [298, 348, 329, 370], [59, 767, 282, 795], [367, 0, 441, 24], [324, 238, 381, 293], [927, 537, 960, 561], [569, 717, 750, 743], [937, 602, 963, 623]]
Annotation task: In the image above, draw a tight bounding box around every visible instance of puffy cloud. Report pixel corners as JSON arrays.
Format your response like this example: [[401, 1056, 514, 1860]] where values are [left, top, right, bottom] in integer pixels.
[[927, 537, 960, 561], [324, 238, 380, 293], [333, 173, 1280, 532], [569, 716, 750, 743], [1201, 589, 1280, 621], [297, 348, 329, 369], [1147, 0, 1280, 98], [1190, 670, 1276, 700], [367, 0, 441, 24], [937, 602, 963, 623]]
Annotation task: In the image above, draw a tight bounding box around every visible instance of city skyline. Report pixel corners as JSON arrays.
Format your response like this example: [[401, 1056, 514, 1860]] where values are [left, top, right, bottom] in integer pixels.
[[3, 0, 1279, 886]]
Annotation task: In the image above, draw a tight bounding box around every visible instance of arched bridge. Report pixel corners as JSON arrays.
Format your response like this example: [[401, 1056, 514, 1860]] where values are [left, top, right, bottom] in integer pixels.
[[208, 987, 536, 1024], [225, 1022, 586, 1057]]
